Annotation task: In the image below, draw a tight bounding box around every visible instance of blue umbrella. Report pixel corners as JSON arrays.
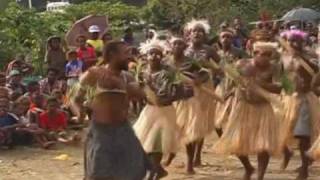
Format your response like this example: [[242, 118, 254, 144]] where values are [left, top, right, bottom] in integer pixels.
[[281, 8, 320, 22]]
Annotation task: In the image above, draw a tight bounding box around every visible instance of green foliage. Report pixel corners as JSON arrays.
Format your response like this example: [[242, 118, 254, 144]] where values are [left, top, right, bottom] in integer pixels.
[[143, 0, 320, 31], [0, 0, 320, 74], [0, 1, 140, 74], [0, 0, 11, 11]]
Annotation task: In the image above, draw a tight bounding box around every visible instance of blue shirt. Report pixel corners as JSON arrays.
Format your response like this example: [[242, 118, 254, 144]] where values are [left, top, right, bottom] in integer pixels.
[[0, 114, 17, 127], [65, 60, 83, 78]]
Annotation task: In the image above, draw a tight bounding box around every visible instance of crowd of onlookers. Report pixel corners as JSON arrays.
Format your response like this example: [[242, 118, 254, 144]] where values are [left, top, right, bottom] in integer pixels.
[[0, 23, 139, 150]]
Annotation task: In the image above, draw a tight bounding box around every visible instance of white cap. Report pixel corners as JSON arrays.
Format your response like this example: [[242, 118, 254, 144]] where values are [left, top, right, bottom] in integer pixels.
[[88, 25, 101, 33]]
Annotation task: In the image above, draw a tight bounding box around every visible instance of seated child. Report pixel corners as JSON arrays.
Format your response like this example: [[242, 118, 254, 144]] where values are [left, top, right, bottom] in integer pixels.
[[11, 96, 54, 149], [0, 98, 21, 149], [28, 92, 46, 124], [24, 81, 40, 97], [39, 97, 80, 144]]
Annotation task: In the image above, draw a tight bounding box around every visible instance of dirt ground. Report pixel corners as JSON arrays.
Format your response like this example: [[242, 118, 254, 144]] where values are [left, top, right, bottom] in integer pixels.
[[1, 133, 320, 180]]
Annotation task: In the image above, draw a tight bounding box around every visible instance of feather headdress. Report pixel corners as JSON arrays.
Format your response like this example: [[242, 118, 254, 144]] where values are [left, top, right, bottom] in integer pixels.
[[139, 39, 167, 55], [253, 42, 279, 51], [280, 30, 308, 40], [184, 19, 211, 34]]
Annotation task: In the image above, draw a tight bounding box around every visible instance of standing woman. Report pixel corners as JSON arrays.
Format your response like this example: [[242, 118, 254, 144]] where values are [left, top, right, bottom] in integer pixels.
[[184, 19, 220, 169], [45, 36, 66, 79], [214, 30, 248, 135], [134, 39, 192, 179], [165, 36, 210, 174], [214, 42, 281, 180]]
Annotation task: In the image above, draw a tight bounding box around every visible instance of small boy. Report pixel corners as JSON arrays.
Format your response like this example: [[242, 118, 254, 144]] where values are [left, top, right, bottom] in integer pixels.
[[65, 50, 84, 88], [39, 97, 79, 144], [24, 81, 40, 98], [0, 98, 21, 148], [28, 92, 46, 124]]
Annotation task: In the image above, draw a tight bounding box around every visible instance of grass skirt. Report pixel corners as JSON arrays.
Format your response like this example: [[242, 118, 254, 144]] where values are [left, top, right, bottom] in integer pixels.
[[173, 97, 206, 144], [308, 136, 320, 160], [197, 82, 217, 134], [279, 92, 320, 150], [214, 84, 235, 129], [133, 105, 178, 154], [213, 98, 280, 156], [173, 83, 217, 144]]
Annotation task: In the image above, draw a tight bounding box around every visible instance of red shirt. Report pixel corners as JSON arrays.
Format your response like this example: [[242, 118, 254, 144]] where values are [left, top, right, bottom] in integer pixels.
[[39, 111, 67, 131], [77, 47, 97, 70]]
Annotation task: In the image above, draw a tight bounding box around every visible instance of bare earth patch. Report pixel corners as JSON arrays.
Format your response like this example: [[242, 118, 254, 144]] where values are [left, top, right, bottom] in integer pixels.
[[1, 133, 320, 180]]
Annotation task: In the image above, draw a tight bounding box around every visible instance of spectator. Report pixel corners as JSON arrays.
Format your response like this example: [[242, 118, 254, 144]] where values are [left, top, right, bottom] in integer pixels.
[[28, 93, 46, 124], [24, 81, 40, 97], [0, 72, 6, 86], [39, 68, 67, 96], [6, 55, 33, 77], [65, 50, 83, 88], [39, 97, 67, 132], [39, 97, 79, 144], [101, 31, 113, 46], [232, 17, 248, 49], [11, 96, 55, 149], [0, 97, 19, 148], [6, 70, 27, 96], [86, 25, 104, 55], [122, 27, 135, 46], [76, 35, 97, 71], [45, 36, 67, 79]]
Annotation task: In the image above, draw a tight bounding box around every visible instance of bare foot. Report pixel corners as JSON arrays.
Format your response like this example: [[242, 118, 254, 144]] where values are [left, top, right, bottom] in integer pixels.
[[156, 167, 168, 179], [193, 159, 201, 167], [186, 166, 196, 175], [163, 154, 175, 167], [296, 169, 308, 180], [281, 150, 293, 170], [43, 141, 55, 149], [243, 167, 255, 180]]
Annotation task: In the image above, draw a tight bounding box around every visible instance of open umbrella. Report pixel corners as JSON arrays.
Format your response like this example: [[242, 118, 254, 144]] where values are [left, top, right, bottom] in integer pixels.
[[65, 15, 108, 47], [281, 8, 320, 22]]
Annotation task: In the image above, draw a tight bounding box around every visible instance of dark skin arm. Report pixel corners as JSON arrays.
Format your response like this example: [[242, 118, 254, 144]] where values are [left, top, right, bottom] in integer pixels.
[[125, 72, 146, 101], [312, 72, 320, 96], [257, 80, 282, 94]]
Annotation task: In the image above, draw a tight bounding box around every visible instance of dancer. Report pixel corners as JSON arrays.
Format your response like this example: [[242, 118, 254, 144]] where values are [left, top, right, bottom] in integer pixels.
[[214, 42, 281, 180], [73, 40, 150, 180], [164, 36, 212, 173], [214, 30, 248, 135], [134, 39, 193, 179], [184, 19, 220, 169], [279, 29, 320, 180]]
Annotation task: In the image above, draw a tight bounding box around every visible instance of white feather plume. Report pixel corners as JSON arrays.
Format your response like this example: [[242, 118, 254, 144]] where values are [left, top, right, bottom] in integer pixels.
[[139, 39, 167, 55], [253, 42, 279, 51], [184, 19, 211, 34]]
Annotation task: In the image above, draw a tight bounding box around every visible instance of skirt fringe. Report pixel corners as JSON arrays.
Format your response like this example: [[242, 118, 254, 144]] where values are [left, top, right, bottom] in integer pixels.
[[173, 82, 217, 144], [214, 84, 234, 129], [278, 92, 320, 150], [213, 99, 280, 156], [133, 105, 178, 154]]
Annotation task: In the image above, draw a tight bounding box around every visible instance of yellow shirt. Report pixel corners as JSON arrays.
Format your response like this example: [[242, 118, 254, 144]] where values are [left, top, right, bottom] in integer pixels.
[[86, 39, 104, 53]]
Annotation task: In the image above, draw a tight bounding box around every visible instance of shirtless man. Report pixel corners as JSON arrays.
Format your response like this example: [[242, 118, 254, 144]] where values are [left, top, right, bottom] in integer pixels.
[[74, 41, 150, 180], [280, 29, 320, 180]]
